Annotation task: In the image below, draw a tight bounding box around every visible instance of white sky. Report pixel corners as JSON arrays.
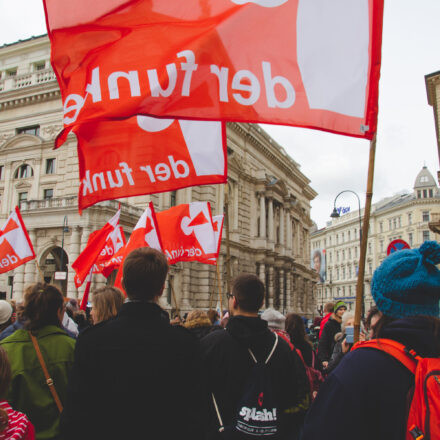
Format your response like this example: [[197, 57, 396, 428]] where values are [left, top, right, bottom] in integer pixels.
[[1, 0, 439, 228]]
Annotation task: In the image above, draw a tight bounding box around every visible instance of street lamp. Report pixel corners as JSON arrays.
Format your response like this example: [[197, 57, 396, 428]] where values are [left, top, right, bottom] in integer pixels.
[[60, 216, 69, 273], [330, 190, 364, 315]]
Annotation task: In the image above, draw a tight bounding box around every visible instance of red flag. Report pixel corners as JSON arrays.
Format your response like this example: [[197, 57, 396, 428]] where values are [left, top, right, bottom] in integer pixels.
[[0, 207, 35, 274], [75, 116, 226, 211], [113, 202, 163, 289], [206, 214, 224, 264], [156, 202, 217, 265], [79, 268, 93, 311], [72, 209, 121, 287], [44, 0, 383, 144]]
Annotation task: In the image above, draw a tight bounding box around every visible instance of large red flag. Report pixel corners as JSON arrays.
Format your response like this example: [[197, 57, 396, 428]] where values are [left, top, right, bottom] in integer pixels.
[[72, 209, 121, 287], [156, 202, 217, 265], [113, 202, 163, 289], [75, 116, 226, 211], [90, 225, 126, 274], [44, 0, 383, 144], [0, 207, 35, 274]]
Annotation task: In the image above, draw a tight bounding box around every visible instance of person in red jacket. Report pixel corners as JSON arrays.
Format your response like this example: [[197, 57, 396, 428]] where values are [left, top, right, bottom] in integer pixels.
[[319, 302, 334, 339]]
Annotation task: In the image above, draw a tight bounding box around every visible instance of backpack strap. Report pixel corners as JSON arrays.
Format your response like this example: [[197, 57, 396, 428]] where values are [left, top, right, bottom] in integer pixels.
[[248, 332, 279, 364], [352, 339, 418, 374]]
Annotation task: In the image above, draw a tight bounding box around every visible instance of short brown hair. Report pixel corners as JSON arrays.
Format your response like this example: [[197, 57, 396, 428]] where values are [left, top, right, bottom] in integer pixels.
[[92, 286, 125, 324], [23, 283, 64, 331], [324, 302, 335, 313], [122, 247, 169, 300], [232, 274, 264, 313]]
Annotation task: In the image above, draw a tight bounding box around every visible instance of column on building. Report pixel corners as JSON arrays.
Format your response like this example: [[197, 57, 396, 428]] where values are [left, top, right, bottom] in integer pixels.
[[180, 265, 191, 311], [13, 264, 25, 302], [268, 265, 274, 307], [279, 206, 284, 247], [67, 226, 81, 298], [286, 210, 292, 251], [268, 198, 274, 242], [279, 268, 284, 310], [259, 193, 266, 238], [285, 270, 292, 311], [24, 229, 37, 287], [258, 262, 265, 284]]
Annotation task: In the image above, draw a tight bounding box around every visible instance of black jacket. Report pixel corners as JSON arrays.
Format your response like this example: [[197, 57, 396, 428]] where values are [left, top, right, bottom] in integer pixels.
[[201, 315, 310, 440], [302, 316, 440, 440], [61, 301, 206, 440], [317, 316, 341, 363]]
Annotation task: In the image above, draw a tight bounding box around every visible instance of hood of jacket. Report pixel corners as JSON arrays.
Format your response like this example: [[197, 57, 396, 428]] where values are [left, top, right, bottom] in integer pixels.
[[226, 315, 270, 348], [380, 316, 440, 357]]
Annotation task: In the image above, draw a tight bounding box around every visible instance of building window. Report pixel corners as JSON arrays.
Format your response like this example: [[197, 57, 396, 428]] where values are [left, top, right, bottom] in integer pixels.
[[347, 231, 351, 241], [379, 222, 383, 233], [368, 242, 372, 254], [393, 218, 397, 229], [336, 234, 339, 244], [342, 267, 345, 280], [44, 189, 54, 200], [0, 165, 3, 180], [408, 213, 412, 225], [342, 232, 345, 243], [423, 189, 427, 198], [408, 233, 413, 246], [388, 219, 392, 230], [336, 268, 340, 280], [6, 68, 17, 77], [380, 240, 384, 253], [46, 158, 56, 174], [429, 189, 433, 198], [337, 251, 339, 262], [423, 230, 430, 241], [329, 252, 332, 263], [16, 125, 40, 136], [348, 248, 351, 259], [18, 192, 28, 205], [34, 61, 46, 71], [420, 175, 429, 183], [355, 247, 358, 257], [417, 190, 421, 199], [14, 164, 33, 179], [422, 211, 430, 222], [398, 217, 401, 228]]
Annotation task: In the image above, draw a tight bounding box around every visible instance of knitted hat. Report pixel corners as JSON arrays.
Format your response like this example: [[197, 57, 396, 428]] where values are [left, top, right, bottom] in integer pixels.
[[261, 308, 285, 329], [334, 301, 347, 312], [371, 241, 440, 318], [0, 300, 13, 325]]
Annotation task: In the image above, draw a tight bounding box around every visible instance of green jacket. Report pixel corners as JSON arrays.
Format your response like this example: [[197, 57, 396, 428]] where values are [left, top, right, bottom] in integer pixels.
[[0, 325, 75, 440]]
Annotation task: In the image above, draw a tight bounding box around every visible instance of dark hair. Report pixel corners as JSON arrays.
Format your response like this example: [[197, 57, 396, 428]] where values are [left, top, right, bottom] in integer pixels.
[[365, 306, 381, 331], [0, 347, 11, 432], [207, 309, 219, 324], [285, 313, 313, 348], [23, 283, 64, 331], [92, 286, 125, 324], [122, 247, 169, 300], [232, 274, 264, 313]]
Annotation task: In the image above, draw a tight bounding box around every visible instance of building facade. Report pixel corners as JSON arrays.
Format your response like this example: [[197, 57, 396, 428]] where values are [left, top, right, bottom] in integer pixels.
[[311, 166, 440, 313], [0, 35, 318, 316]]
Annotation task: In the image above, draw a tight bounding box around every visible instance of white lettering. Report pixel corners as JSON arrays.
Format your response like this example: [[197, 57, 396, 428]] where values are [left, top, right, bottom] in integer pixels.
[[155, 163, 171, 181], [210, 65, 229, 102], [108, 71, 141, 99], [168, 155, 189, 179], [140, 165, 156, 183], [86, 67, 102, 103], [232, 70, 260, 105], [177, 50, 198, 97], [92, 172, 106, 191], [262, 61, 295, 108], [82, 170, 93, 196], [119, 162, 135, 185], [107, 169, 124, 188], [63, 94, 85, 125], [147, 63, 177, 97]]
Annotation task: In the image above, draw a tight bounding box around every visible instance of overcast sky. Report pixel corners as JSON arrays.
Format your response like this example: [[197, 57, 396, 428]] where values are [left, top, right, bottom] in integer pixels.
[[1, 1, 439, 228]]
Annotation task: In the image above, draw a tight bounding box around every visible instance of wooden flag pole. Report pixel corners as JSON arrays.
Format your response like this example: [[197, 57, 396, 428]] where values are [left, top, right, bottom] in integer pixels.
[[354, 134, 377, 343], [35, 260, 44, 282], [169, 277, 180, 318], [216, 263, 223, 319], [224, 184, 232, 299]]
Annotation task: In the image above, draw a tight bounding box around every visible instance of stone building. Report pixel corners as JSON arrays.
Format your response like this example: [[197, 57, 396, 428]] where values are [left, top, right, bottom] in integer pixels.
[[311, 166, 440, 313], [0, 35, 317, 316]]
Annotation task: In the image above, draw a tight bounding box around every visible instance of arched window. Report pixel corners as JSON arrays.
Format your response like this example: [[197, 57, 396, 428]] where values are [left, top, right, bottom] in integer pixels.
[[14, 164, 34, 179]]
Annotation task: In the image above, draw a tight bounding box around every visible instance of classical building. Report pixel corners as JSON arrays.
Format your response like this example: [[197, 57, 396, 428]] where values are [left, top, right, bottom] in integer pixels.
[[311, 166, 440, 313], [0, 35, 318, 316]]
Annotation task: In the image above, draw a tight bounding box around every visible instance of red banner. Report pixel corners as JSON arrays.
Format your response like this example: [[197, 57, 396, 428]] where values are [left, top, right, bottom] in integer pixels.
[[156, 202, 217, 265], [72, 209, 121, 287], [44, 0, 383, 143], [0, 207, 35, 274], [75, 116, 226, 211], [91, 226, 126, 274]]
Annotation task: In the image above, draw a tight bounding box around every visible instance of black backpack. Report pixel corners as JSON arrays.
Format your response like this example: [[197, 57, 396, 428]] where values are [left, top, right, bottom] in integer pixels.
[[212, 333, 281, 439]]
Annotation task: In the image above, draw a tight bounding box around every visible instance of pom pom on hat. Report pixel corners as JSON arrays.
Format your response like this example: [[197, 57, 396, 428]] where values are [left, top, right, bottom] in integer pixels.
[[371, 241, 440, 318]]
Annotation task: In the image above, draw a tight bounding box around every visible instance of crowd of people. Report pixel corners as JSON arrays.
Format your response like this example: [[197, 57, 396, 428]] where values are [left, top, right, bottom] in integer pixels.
[[0, 241, 437, 439]]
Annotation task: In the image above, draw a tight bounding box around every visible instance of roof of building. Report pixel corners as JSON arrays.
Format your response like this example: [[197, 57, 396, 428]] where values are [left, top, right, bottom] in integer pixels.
[[413, 166, 437, 189], [0, 34, 48, 49]]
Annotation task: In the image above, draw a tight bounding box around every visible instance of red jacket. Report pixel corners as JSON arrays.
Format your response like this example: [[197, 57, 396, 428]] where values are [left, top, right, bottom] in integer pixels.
[[319, 313, 332, 339], [0, 401, 35, 440]]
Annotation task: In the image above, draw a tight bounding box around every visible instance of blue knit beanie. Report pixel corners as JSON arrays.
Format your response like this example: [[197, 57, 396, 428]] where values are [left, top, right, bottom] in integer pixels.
[[371, 241, 440, 318]]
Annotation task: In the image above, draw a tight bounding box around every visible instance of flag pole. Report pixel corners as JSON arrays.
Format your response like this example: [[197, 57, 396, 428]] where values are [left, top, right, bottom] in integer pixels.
[[80, 269, 93, 311], [224, 184, 232, 298], [354, 134, 377, 343], [35, 259, 44, 282], [169, 277, 180, 318], [215, 263, 223, 319]]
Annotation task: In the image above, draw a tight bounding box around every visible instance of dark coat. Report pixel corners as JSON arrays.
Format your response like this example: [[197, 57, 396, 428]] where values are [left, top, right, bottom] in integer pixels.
[[61, 301, 206, 440], [317, 316, 341, 363], [302, 316, 440, 440], [201, 315, 310, 440]]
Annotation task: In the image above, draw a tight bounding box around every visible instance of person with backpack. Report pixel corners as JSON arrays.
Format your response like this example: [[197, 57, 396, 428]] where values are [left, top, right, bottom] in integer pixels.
[[301, 241, 440, 440], [201, 274, 310, 440]]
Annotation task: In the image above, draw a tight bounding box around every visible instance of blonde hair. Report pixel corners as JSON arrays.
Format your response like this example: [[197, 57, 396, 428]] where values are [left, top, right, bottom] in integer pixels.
[[92, 287, 125, 324]]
